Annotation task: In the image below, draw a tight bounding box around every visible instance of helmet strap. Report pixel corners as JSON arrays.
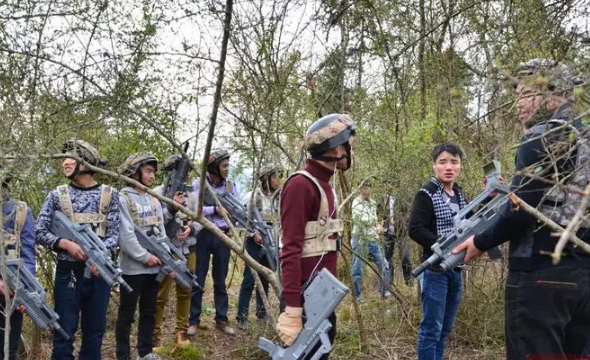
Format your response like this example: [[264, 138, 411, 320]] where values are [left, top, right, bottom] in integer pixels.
[[311, 142, 352, 169], [67, 162, 81, 180], [136, 171, 150, 187], [343, 141, 352, 170]]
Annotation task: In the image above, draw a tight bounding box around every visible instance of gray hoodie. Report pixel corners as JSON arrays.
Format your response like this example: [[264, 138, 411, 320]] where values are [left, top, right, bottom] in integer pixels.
[[118, 187, 167, 275]]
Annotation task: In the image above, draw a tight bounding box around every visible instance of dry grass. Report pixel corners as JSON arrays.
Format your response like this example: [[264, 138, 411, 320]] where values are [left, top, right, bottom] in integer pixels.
[[18, 253, 508, 359]]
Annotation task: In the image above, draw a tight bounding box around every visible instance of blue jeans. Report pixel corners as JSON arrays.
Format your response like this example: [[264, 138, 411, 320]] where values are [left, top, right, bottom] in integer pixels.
[[52, 264, 111, 360], [236, 237, 269, 321], [190, 229, 231, 325], [417, 269, 462, 360], [351, 236, 390, 298]]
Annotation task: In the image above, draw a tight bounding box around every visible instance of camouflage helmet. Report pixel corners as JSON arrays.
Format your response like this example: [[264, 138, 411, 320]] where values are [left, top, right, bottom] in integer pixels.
[[258, 164, 282, 181], [304, 113, 357, 156], [119, 152, 158, 176], [207, 149, 230, 176], [62, 139, 106, 166], [516, 59, 583, 92], [359, 179, 371, 187], [161, 154, 194, 172]]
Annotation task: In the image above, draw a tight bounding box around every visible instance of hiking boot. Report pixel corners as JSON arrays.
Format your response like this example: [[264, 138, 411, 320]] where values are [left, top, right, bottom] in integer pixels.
[[187, 324, 198, 336], [216, 321, 236, 336], [356, 295, 363, 304], [175, 332, 191, 347]]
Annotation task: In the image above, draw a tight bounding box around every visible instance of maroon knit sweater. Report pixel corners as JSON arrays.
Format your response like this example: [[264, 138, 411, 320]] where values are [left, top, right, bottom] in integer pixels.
[[280, 159, 338, 308]]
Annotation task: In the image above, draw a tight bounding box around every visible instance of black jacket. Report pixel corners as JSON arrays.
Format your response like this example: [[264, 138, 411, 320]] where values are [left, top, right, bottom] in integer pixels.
[[409, 179, 466, 262], [474, 115, 590, 270]]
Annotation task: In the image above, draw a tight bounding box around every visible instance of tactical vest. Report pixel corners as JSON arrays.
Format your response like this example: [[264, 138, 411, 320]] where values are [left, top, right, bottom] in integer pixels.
[[527, 119, 590, 227], [282, 170, 343, 258], [1, 201, 28, 258], [254, 188, 278, 224], [120, 189, 161, 228], [203, 180, 234, 206], [57, 185, 113, 237]]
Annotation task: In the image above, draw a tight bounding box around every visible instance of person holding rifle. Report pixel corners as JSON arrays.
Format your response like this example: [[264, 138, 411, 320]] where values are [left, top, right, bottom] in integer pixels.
[[116, 152, 166, 360], [189, 149, 237, 336], [0, 164, 36, 360], [236, 164, 282, 330], [36, 139, 120, 360], [153, 155, 202, 350]]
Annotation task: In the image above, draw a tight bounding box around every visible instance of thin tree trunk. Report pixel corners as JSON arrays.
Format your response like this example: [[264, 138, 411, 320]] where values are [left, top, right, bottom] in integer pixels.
[[196, 0, 234, 219]]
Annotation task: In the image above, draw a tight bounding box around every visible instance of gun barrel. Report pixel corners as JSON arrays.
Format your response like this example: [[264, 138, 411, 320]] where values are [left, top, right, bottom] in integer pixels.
[[54, 323, 70, 340], [120, 280, 133, 293], [411, 262, 429, 277], [411, 253, 440, 277]]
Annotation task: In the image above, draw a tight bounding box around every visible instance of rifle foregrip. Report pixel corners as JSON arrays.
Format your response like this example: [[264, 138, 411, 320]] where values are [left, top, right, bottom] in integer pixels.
[[26, 309, 48, 331], [440, 250, 465, 271]]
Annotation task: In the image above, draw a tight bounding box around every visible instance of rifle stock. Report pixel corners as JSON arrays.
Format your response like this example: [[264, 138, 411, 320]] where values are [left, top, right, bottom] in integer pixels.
[[257, 268, 348, 360]]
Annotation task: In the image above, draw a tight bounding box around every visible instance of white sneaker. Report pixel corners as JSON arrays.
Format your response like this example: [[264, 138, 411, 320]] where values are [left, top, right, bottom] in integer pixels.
[[187, 324, 197, 336], [384, 290, 392, 298], [137, 353, 161, 360]]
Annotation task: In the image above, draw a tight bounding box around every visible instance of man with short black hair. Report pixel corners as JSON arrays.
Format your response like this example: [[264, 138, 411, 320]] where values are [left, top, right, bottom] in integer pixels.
[[350, 180, 391, 303], [409, 143, 466, 360]]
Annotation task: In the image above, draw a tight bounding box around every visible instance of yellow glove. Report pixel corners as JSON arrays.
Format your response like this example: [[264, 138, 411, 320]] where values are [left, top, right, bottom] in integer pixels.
[[276, 306, 303, 346]]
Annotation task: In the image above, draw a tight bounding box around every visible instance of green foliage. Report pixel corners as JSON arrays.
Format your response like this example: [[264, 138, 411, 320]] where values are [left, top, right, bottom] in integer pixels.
[[0, 0, 588, 357]]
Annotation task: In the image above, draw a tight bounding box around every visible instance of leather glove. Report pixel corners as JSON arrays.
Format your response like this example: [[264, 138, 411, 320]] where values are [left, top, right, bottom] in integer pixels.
[[276, 306, 303, 346]]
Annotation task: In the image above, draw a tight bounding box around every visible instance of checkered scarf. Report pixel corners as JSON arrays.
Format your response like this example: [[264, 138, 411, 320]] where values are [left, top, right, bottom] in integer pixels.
[[419, 177, 467, 237]]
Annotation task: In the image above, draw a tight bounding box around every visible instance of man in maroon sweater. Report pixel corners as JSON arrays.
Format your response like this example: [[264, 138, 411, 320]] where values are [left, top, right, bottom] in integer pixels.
[[277, 113, 356, 359]]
